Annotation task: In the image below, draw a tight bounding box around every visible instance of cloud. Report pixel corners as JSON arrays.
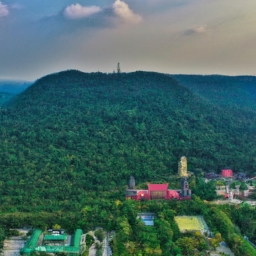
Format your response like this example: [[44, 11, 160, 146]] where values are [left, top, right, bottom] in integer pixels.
[[113, 0, 142, 24], [61, 1, 142, 28], [63, 4, 101, 19], [0, 1, 8, 17], [194, 25, 207, 33], [184, 25, 207, 36]]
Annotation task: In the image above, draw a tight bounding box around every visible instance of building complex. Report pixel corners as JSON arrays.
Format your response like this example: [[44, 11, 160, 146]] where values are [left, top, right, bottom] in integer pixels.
[[20, 229, 86, 256], [126, 156, 192, 200]]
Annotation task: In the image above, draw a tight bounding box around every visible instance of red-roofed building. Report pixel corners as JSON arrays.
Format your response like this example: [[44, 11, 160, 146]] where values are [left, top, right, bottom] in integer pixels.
[[168, 190, 180, 199], [126, 182, 191, 200], [148, 183, 168, 191], [148, 183, 168, 200], [222, 169, 233, 178]]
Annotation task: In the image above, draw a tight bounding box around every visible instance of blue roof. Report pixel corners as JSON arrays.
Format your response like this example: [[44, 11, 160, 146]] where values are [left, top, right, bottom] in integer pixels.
[[142, 220, 154, 226]]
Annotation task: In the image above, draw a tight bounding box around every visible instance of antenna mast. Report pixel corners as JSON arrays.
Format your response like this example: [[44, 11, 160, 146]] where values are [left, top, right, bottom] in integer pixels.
[[117, 62, 121, 74]]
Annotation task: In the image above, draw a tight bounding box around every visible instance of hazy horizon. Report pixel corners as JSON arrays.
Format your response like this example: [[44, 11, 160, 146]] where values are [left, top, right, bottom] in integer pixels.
[[1, 0, 256, 80]]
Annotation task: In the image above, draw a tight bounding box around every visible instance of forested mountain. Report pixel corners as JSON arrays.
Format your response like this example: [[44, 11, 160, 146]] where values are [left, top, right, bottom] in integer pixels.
[[0, 80, 31, 94], [0, 80, 32, 106], [0, 71, 256, 255], [173, 75, 256, 110], [0, 92, 14, 106], [1, 70, 256, 212]]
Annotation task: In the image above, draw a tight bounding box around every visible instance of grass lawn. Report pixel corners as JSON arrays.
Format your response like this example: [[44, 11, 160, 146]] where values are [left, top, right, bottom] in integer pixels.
[[174, 216, 206, 232]]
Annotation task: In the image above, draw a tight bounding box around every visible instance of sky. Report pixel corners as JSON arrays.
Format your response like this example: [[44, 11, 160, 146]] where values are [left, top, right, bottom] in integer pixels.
[[0, 0, 256, 80]]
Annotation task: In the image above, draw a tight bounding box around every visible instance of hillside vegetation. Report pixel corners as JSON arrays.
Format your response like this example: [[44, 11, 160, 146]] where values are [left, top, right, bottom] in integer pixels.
[[0, 92, 14, 106], [0, 80, 31, 106], [0, 80, 31, 94], [173, 74, 256, 110], [0, 70, 256, 255], [0, 70, 256, 212]]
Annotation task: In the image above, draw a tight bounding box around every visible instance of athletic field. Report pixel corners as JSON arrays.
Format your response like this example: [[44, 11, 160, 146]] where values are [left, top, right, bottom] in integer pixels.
[[174, 216, 208, 232]]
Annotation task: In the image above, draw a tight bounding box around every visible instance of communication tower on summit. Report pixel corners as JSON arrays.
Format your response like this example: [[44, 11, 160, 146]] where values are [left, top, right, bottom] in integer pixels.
[[117, 62, 121, 74]]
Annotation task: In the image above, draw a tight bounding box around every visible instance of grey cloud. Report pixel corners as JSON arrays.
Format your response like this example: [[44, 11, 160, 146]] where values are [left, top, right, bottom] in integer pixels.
[[63, 4, 102, 19], [24, 0, 143, 36], [62, 0, 142, 26], [61, 7, 115, 30], [113, 0, 142, 24], [184, 26, 207, 36], [0, 1, 8, 17], [31, 7, 114, 37]]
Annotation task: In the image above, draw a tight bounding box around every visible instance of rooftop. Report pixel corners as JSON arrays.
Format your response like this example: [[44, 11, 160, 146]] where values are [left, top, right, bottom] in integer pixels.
[[148, 183, 168, 191], [44, 234, 67, 241]]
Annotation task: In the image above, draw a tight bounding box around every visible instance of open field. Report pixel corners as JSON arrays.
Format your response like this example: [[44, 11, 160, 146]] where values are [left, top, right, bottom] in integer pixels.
[[174, 216, 208, 232]]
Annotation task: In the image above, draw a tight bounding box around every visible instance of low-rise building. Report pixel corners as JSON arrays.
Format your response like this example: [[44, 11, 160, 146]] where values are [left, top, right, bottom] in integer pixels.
[[126, 181, 191, 200], [20, 229, 86, 256]]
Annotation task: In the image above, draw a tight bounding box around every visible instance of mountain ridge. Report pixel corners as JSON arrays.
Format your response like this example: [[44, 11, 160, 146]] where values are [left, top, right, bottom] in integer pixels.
[[0, 80, 32, 94], [173, 74, 256, 111]]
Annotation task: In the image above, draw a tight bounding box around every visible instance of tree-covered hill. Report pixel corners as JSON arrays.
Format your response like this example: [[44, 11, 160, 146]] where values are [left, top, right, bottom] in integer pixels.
[[0, 92, 14, 106], [0, 80, 31, 94], [0, 80, 32, 106], [1, 70, 256, 212], [173, 75, 256, 111]]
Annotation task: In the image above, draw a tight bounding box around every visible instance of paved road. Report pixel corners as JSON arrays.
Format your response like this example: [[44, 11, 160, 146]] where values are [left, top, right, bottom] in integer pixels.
[[212, 199, 242, 205], [102, 238, 107, 256], [88, 231, 101, 256], [3, 229, 28, 256], [210, 246, 235, 256], [88, 243, 97, 256], [3, 239, 25, 256], [102, 234, 112, 256], [87, 230, 112, 256]]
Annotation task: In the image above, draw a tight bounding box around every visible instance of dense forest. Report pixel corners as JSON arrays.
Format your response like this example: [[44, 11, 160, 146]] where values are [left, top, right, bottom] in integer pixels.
[[0, 92, 13, 106], [0, 80, 31, 94], [173, 75, 256, 109], [0, 70, 256, 212], [112, 198, 256, 255], [0, 80, 31, 106], [0, 70, 256, 255]]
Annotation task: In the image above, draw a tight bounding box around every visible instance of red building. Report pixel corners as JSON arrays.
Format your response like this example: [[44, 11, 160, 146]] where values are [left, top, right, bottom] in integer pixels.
[[126, 182, 190, 200], [222, 169, 233, 178]]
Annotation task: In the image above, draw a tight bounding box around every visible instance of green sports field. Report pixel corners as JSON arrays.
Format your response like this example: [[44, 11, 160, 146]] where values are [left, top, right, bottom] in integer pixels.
[[174, 216, 208, 232]]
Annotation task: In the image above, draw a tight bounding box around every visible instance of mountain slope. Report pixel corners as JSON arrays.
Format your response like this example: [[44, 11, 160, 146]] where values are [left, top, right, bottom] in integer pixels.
[[173, 75, 256, 111], [0, 92, 14, 106], [0, 80, 31, 94], [1, 70, 256, 212], [0, 80, 32, 106]]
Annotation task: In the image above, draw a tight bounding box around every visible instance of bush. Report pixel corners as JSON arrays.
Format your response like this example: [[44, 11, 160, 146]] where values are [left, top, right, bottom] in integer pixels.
[[95, 229, 105, 242], [239, 182, 248, 191]]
